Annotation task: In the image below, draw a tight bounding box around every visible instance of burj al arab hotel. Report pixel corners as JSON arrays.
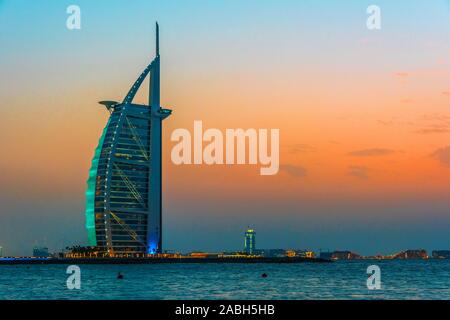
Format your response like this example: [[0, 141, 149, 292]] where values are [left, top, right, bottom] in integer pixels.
[[85, 23, 172, 256]]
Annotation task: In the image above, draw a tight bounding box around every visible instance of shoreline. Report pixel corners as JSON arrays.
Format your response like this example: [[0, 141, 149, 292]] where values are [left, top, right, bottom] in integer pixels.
[[0, 257, 332, 265]]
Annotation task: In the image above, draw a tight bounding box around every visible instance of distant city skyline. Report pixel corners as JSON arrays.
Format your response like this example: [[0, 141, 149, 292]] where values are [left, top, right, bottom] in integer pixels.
[[1, 0, 450, 256]]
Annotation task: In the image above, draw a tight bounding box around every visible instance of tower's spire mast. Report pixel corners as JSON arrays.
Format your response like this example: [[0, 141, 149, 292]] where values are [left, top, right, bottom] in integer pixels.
[[156, 22, 159, 57]]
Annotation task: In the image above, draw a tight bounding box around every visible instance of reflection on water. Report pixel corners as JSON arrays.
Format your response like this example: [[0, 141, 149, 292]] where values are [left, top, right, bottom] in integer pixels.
[[0, 260, 449, 300]]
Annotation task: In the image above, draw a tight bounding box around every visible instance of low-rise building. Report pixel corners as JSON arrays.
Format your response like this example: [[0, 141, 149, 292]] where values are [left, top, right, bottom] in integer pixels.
[[190, 252, 221, 258], [33, 247, 49, 257], [295, 250, 315, 258], [331, 251, 361, 260], [393, 249, 428, 259], [253, 249, 285, 257], [432, 250, 450, 259], [319, 251, 333, 260]]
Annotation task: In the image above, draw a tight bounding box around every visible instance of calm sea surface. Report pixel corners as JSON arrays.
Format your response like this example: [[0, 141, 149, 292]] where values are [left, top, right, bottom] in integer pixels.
[[0, 260, 449, 300]]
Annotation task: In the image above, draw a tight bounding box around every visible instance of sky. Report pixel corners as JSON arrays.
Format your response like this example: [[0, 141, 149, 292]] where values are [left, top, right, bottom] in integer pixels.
[[0, 0, 449, 256]]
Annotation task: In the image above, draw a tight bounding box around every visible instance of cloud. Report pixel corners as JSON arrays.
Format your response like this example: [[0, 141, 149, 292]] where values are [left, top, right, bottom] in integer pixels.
[[394, 72, 409, 78], [401, 98, 413, 104], [442, 91, 450, 96], [287, 144, 316, 154], [348, 166, 370, 179], [415, 127, 450, 134], [421, 113, 450, 121], [432, 146, 450, 167], [347, 148, 397, 157], [377, 120, 394, 126], [377, 118, 415, 127], [393, 72, 410, 84], [414, 114, 450, 134], [280, 165, 307, 177]]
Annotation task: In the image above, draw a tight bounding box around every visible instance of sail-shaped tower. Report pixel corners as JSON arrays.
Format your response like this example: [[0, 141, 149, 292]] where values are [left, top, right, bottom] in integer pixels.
[[85, 23, 171, 256]]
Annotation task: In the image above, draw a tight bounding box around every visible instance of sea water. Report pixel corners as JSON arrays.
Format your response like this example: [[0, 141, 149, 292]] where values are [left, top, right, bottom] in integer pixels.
[[0, 260, 449, 300]]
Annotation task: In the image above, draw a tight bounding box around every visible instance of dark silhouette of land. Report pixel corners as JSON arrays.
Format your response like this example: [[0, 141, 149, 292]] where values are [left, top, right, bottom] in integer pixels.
[[0, 256, 331, 265]]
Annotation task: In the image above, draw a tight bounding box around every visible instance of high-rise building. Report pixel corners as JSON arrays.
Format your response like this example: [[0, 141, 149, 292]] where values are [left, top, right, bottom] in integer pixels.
[[244, 228, 256, 255], [0, 246, 3, 257], [85, 23, 172, 256]]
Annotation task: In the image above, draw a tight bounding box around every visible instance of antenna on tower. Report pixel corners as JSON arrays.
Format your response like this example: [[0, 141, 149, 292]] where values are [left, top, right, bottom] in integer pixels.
[[156, 22, 159, 57]]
